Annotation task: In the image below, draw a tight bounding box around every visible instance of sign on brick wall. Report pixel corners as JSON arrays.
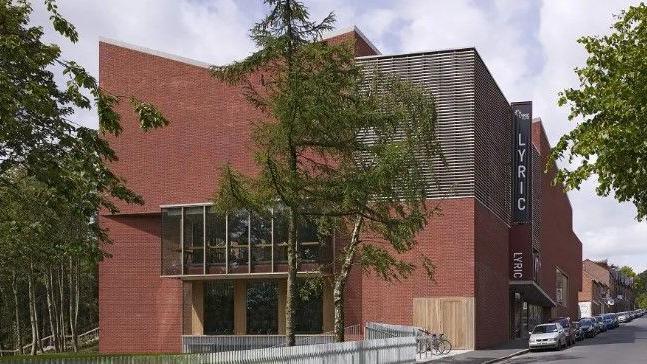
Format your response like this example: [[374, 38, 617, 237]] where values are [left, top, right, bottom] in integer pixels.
[[511, 101, 532, 224]]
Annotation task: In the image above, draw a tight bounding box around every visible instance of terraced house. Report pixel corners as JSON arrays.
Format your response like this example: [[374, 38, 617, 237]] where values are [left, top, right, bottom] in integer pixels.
[[98, 27, 582, 353]]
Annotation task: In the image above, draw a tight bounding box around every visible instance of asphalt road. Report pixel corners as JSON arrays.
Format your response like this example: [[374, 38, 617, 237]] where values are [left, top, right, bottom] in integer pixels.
[[503, 316, 647, 364]]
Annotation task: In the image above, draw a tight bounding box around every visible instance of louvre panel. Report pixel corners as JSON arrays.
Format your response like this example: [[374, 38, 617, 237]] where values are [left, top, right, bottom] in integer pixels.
[[473, 56, 513, 223], [357, 49, 477, 199]]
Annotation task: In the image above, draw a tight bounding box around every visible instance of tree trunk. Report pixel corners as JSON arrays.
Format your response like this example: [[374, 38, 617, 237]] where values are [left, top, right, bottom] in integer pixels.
[[285, 206, 298, 346], [68, 258, 78, 352], [333, 216, 363, 342], [59, 263, 66, 351], [45, 269, 59, 352], [74, 261, 80, 350], [11, 271, 24, 354], [27, 269, 37, 355]]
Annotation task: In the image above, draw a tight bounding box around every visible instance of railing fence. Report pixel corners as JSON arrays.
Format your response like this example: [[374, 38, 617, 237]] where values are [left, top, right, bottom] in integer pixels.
[[182, 334, 335, 353], [5, 336, 416, 364]]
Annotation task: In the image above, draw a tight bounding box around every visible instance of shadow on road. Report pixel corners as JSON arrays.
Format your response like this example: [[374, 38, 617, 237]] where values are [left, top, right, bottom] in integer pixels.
[[508, 353, 583, 363], [575, 324, 643, 346]]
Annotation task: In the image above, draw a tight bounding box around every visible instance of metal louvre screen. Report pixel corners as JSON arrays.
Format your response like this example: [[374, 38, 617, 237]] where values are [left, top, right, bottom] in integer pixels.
[[356, 49, 477, 200], [474, 56, 513, 223]]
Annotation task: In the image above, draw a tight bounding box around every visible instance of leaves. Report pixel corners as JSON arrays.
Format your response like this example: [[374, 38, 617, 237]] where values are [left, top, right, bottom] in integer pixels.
[[212, 1, 440, 282], [550, 3, 647, 220], [130, 97, 170, 131]]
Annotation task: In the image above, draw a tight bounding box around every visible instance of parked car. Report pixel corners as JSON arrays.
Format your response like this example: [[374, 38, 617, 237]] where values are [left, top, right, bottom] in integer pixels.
[[594, 315, 607, 332], [549, 317, 576, 345], [578, 318, 598, 338], [529, 323, 568, 351], [602, 313, 618, 329], [572, 321, 585, 341], [618, 312, 631, 323]]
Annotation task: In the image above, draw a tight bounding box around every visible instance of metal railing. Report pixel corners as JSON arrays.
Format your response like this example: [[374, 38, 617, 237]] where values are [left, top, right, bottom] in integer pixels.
[[363, 322, 452, 359], [4, 337, 417, 364], [182, 334, 335, 353], [365, 322, 422, 339], [0, 327, 99, 356]]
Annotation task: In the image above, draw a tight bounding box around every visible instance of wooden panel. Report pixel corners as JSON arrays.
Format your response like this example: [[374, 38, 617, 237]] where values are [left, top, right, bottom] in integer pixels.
[[234, 280, 247, 335], [277, 279, 287, 335], [413, 297, 475, 349], [322, 282, 334, 333], [191, 281, 204, 335]]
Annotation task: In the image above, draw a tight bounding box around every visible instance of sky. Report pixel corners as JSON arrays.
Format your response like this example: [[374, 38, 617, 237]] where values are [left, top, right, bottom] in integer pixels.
[[31, 0, 646, 272]]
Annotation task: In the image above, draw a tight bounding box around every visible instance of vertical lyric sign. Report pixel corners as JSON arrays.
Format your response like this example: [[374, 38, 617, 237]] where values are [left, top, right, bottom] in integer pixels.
[[511, 102, 532, 224]]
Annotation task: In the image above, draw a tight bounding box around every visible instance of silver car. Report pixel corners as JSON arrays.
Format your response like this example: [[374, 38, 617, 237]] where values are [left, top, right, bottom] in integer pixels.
[[529, 323, 568, 351]]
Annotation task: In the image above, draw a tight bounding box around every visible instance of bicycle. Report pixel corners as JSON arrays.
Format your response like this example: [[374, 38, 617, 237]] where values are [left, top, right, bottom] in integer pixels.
[[417, 329, 452, 355]]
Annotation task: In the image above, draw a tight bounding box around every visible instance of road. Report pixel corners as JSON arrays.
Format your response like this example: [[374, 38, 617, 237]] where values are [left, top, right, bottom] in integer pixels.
[[503, 316, 647, 364]]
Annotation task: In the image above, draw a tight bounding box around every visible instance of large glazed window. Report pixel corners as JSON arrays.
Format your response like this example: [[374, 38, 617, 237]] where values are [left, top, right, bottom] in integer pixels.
[[298, 218, 321, 262], [183, 207, 204, 274], [228, 210, 249, 272], [295, 279, 323, 334], [246, 281, 278, 334], [204, 281, 234, 335], [556, 269, 568, 305], [206, 207, 226, 274], [160, 204, 330, 276], [273, 208, 289, 263], [161, 208, 182, 275], [250, 212, 272, 268]]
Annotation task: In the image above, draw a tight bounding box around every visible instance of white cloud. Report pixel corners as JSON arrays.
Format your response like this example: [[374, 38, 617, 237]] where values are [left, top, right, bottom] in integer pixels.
[[31, 0, 258, 128]]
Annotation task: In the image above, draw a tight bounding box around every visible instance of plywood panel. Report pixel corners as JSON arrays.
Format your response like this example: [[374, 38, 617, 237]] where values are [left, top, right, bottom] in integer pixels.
[[413, 297, 475, 349], [277, 279, 287, 335], [234, 280, 247, 335], [191, 281, 204, 335]]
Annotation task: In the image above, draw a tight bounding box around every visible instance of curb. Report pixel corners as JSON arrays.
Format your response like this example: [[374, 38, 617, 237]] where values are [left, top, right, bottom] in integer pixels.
[[481, 349, 530, 364]]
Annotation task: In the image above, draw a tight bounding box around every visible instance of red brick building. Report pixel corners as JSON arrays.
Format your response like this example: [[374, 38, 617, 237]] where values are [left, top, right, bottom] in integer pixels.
[[579, 270, 609, 317], [98, 27, 582, 352], [580, 259, 635, 315]]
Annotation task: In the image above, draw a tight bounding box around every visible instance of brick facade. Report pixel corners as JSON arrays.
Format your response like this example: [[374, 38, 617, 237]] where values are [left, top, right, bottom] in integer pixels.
[[532, 121, 582, 319], [98, 28, 582, 353], [582, 259, 635, 312]]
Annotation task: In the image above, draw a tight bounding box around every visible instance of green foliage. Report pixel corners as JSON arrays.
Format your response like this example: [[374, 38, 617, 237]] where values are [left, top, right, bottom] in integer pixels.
[[0, 1, 168, 351], [550, 3, 647, 220], [212, 0, 440, 343], [619, 265, 636, 278], [212, 0, 440, 282], [637, 293, 647, 309], [0, 0, 168, 215]]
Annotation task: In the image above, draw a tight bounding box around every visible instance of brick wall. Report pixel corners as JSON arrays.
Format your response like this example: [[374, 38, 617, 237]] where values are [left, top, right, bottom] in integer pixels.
[[98, 29, 378, 353], [474, 200, 510, 348], [579, 271, 594, 302], [99, 214, 182, 353], [99, 41, 264, 215], [532, 121, 582, 319], [352, 198, 476, 326]]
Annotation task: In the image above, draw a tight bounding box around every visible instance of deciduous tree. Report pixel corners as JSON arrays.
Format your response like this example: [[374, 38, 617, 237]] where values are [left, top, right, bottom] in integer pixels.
[[550, 3, 647, 220]]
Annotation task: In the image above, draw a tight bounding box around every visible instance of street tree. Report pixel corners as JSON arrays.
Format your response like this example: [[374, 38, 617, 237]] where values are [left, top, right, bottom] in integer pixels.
[[550, 3, 647, 220], [212, 0, 441, 344]]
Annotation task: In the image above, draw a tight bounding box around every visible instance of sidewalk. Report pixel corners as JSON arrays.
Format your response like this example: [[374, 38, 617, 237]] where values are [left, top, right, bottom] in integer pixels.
[[420, 339, 529, 363]]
